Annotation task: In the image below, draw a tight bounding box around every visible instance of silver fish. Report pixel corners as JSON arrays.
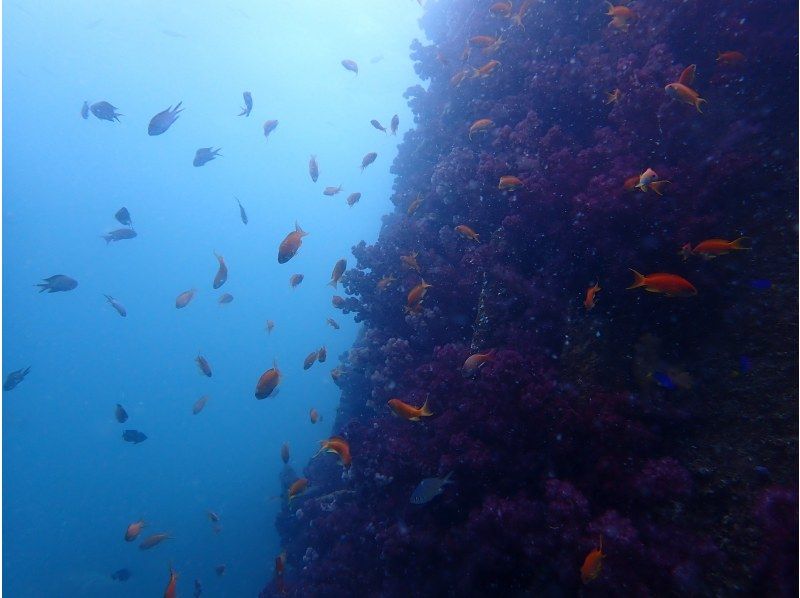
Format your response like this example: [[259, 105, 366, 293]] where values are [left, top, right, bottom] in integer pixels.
[[102, 228, 137, 244], [104, 294, 127, 317], [148, 101, 183, 135], [193, 147, 221, 167], [36, 275, 78, 293], [235, 196, 248, 224], [239, 91, 252, 116], [90, 101, 122, 122], [81, 101, 89, 119], [410, 472, 453, 504]]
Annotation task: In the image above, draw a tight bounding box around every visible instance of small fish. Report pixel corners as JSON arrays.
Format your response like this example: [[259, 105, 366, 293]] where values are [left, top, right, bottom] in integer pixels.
[[218, 292, 233, 304], [406, 280, 432, 313], [111, 568, 131, 582], [717, 51, 745, 67], [651, 371, 678, 390], [450, 69, 470, 87], [196, 355, 212, 377], [239, 91, 253, 116], [290, 274, 305, 288], [627, 270, 697, 297], [581, 537, 604, 584], [235, 197, 248, 224], [332, 295, 345, 308], [689, 237, 750, 259], [90, 101, 122, 122], [215, 565, 226, 576], [81, 101, 90, 119], [303, 351, 319, 370], [207, 510, 220, 523], [194, 579, 202, 597], [455, 225, 480, 242], [665, 64, 706, 113], [377, 275, 396, 291], [407, 194, 423, 215], [147, 101, 183, 135], [255, 360, 281, 399], [310, 408, 321, 424], [281, 442, 290, 464], [175, 289, 196, 309], [114, 207, 132, 226], [341, 59, 358, 75], [102, 228, 137, 244], [317, 437, 352, 468], [401, 252, 421, 272], [3, 367, 31, 391], [278, 221, 308, 263], [104, 294, 127, 317], [489, 2, 513, 17], [192, 395, 209, 414], [462, 350, 495, 377], [309, 155, 319, 182], [324, 185, 343, 196], [266, 320, 276, 334], [122, 429, 147, 444], [125, 520, 145, 541], [346, 192, 362, 206], [288, 477, 308, 500], [605, 88, 622, 104], [115, 403, 129, 423], [139, 532, 171, 550], [360, 152, 378, 172], [498, 175, 523, 191], [605, 2, 636, 31], [750, 279, 772, 291], [410, 472, 453, 504], [328, 259, 347, 288], [370, 119, 387, 133], [370, 55, 384, 64], [213, 252, 228, 289], [584, 283, 601, 310], [318, 346, 327, 363], [263, 119, 279, 140], [390, 114, 399, 135], [327, 317, 340, 329], [193, 147, 221, 167], [511, 0, 534, 27], [468, 118, 493, 140], [388, 397, 432, 421], [275, 551, 287, 576], [164, 564, 178, 598], [36, 275, 78, 293], [634, 168, 660, 192], [471, 59, 501, 78]]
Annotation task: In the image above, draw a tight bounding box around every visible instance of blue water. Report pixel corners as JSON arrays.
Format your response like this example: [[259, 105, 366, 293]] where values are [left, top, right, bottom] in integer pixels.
[[3, 2, 423, 595]]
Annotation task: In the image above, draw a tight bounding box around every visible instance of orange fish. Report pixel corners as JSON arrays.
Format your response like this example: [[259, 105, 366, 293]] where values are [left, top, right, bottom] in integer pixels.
[[498, 175, 523, 191], [139, 532, 171, 550], [278, 222, 308, 264], [684, 237, 750, 260], [406, 280, 432, 312], [469, 118, 494, 140], [346, 192, 361, 206], [318, 436, 352, 468], [318, 346, 327, 363], [290, 273, 304, 288], [605, 88, 622, 104], [717, 51, 745, 67], [125, 520, 145, 542], [584, 283, 601, 310], [407, 194, 424, 215], [323, 185, 343, 196], [623, 175, 640, 192], [581, 537, 604, 584], [327, 317, 340, 329], [511, 0, 534, 27], [634, 168, 670, 193], [275, 551, 287, 576], [606, 2, 636, 31], [490, 1, 513, 17], [192, 395, 209, 415], [328, 259, 347, 288], [387, 397, 433, 421], [255, 360, 281, 399], [266, 320, 275, 334], [469, 35, 504, 55], [462, 349, 495, 377], [472, 59, 501, 78], [164, 564, 179, 598], [288, 477, 308, 501], [627, 270, 697, 297], [455, 225, 480, 242], [332, 295, 345, 308], [377, 275, 397, 291], [647, 180, 671, 196], [665, 64, 706, 112], [196, 354, 212, 377], [303, 351, 319, 370], [310, 408, 322, 424], [309, 155, 319, 182], [175, 288, 196, 309], [213, 252, 227, 289], [450, 68, 470, 87], [280, 442, 290, 464], [401, 252, 421, 272], [360, 152, 378, 172]]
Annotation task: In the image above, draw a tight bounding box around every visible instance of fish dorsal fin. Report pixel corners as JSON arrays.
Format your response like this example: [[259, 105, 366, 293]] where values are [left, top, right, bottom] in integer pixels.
[[678, 64, 696, 86]]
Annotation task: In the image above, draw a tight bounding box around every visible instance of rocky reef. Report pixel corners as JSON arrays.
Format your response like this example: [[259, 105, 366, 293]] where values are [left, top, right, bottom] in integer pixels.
[[262, 0, 797, 595]]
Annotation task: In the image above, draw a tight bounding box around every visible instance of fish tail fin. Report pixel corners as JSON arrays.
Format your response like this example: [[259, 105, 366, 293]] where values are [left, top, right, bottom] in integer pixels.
[[443, 471, 455, 484], [627, 269, 646, 289], [730, 237, 751, 250], [695, 98, 707, 113], [420, 397, 433, 417], [327, 280, 337, 288], [295, 221, 307, 236]]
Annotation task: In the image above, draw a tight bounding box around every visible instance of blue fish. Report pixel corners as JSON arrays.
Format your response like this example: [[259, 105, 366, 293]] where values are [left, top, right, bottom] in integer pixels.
[[652, 371, 677, 390]]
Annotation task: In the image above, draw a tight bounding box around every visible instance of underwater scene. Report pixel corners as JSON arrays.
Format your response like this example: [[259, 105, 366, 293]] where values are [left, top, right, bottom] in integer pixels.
[[2, 0, 797, 596]]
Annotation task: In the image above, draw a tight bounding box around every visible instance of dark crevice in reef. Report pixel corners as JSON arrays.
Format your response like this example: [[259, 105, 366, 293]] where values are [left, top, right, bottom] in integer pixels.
[[262, 1, 798, 596]]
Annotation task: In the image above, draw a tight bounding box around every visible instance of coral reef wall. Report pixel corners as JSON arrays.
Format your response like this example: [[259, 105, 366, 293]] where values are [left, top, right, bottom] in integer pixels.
[[263, 1, 798, 596]]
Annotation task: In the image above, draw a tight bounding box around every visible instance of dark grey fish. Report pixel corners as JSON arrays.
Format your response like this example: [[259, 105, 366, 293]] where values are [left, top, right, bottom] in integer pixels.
[[122, 429, 147, 444], [90, 101, 122, 122], [114, 207, 132, 226], [36, 275, 78, 293], [193, 147, 221, 167], [239, 91, 252, 116], [410, 472, 453, 505], [391, 114, 399, 135], [81, 101, 89, 119], [215, 564, 226, 576], [370, 55, 384, 64], [111, 568, 131, 582], [148, 101, 183, 135], [103, 228, 137, 244], [370, 119, 387, 133], [235, 197, 248, 224], [115, 403, 128, 423], [104, 294, 127, 317], [3, 366, 31, 391]]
